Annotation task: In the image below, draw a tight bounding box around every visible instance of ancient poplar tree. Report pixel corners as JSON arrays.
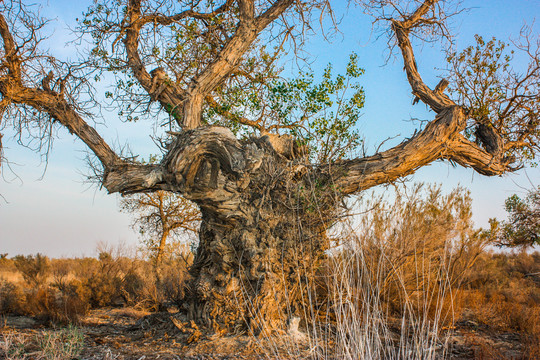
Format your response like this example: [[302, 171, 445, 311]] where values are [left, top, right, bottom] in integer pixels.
[[1, 0, 539, 333]]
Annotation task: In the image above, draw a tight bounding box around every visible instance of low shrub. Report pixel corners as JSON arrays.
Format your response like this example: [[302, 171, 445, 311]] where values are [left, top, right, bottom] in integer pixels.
[[13, 254, 50, 287], [86, 273, 123, 308], [0, 280, 26, 315], [458, 251, 540, 336], [23, 288, 76, 324], [157, 258, 190, 308]]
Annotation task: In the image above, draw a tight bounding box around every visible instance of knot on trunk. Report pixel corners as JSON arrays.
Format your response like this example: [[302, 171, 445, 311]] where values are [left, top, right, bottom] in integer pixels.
[[163, 126, 246, 188], [475, 123, 503, 156]]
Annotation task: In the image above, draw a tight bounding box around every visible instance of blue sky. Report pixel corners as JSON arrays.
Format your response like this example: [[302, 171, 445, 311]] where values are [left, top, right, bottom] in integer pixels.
[[1, 0, 539, 257]]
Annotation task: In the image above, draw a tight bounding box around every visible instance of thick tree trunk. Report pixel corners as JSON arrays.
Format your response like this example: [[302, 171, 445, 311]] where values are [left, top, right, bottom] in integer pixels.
[[186, 202, 330, 334], [159, 127, 336, 333], [96, 117, 510, 334]]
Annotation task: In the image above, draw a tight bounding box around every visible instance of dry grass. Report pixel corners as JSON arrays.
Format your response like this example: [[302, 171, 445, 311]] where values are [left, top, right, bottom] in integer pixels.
[[0, 326, 84, 360], [1, 251, 538, 359], [0, 270, 23, 284]]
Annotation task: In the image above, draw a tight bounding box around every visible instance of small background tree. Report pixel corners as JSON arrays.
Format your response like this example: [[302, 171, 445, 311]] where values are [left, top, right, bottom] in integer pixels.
[[13, 253, 50, 288], [120, 190, 200, 265], [488, 186, 540, 248]]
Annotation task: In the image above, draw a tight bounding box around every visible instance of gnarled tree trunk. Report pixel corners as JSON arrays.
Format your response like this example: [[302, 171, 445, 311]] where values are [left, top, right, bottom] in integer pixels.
[[188, 206, 328, 334], [160, 127, 336, 333]]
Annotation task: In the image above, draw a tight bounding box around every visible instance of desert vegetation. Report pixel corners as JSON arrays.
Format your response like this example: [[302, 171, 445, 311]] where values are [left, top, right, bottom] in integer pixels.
[[2, 0, 540, 332], [2, 184, 540, 359]]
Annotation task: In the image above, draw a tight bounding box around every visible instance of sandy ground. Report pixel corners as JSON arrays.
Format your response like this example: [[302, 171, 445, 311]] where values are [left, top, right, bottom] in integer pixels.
[[0, 308, 532, 359]]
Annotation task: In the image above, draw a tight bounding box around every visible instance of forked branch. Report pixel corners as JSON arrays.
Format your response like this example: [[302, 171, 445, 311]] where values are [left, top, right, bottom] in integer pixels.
[[124, 0, 294, 129], [391, 1, 454, 113], [329, 0, 516, 196], [0, 13, 121, 168]]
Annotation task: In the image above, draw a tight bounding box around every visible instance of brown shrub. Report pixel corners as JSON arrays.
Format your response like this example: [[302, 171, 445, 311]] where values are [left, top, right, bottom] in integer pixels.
[[78, 248, 141, 308], [116, 257, 191, 311], [1, 277, 89, 324], [120, 270, 145, 303], [22, 287, 88, 324], [329, 184, 486, 324], [1, 247, 195, 321], [0, 280, 26, 315], [458, 251, 540, 336], [157, 258, 190, 308], [86, 273, 123, 307], [120, 266, 164, 311], [13, 254, 50, 287]]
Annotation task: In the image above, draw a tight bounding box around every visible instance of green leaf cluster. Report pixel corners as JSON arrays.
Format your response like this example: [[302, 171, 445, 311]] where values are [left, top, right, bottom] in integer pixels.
[[488, 187, 540, 248], [207, 53, 366, 163], [447, 35, 540, 164]]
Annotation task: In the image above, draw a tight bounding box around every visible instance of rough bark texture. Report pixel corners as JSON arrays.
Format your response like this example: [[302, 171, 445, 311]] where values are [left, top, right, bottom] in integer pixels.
[[188, 195, 329, 334], [160, 127, 335, 333]]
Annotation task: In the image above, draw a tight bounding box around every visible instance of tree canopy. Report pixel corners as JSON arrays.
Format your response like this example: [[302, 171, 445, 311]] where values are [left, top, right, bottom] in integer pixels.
[[1, 0, 538, 195]]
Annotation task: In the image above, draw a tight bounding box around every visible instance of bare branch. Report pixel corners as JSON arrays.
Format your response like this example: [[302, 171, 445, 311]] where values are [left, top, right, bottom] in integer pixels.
[[327, 0, 535, 196], [119, 0, 295, 130], [329, 106, 462, 195], [0, 12, 21, 78], [391, 3, 455, 113], [0, 10, 120, 170], [330, 105, 511, 196], [183, 0, 294, 129], [446, 134, 516, 175], [139, 0, 235, 25], [123, 0, 187, 126], [1, 0, 536, 201]]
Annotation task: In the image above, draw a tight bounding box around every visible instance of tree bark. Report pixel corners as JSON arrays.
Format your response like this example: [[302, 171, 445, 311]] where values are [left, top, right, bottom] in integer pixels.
[[187, 205, 330, 334], [153, 127, 335, 333], [155, 228, 170, 266]]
